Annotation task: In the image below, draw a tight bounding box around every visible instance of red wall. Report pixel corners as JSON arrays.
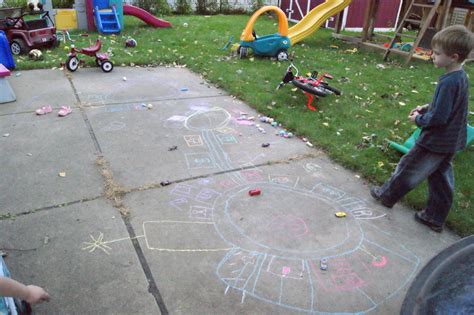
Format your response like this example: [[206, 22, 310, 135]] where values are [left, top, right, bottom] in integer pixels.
[[279, 0, 402, 29], [344, 0, 402, 28]]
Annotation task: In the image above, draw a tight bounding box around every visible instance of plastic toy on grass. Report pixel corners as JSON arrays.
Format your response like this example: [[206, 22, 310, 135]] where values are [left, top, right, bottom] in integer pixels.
[[57, 30, 89, 43], [389, 125, 474, 154], [238, 6, 291, 61], [276, 54, 341, 111], [0, 8, 58, 55], [125, 38, 137, 48], [65, 38, 113, 72]]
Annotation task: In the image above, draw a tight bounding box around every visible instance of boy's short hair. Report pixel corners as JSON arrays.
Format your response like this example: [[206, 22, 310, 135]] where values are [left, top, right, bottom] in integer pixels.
[[431, 25, 474, 62]]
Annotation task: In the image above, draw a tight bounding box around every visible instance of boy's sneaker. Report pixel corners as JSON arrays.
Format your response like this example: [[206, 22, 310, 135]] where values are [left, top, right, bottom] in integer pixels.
[[414, 210, 443, 233], [369, 186, 393, 208]]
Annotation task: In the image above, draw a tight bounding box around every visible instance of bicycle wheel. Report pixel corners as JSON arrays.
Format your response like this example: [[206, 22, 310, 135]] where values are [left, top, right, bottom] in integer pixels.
[[320, 82, 342, 95], [292, 79, 328, 97]]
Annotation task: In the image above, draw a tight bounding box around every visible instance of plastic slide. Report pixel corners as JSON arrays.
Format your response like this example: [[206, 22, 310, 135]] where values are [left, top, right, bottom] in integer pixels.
[[123, 4, 171, 28], [288, 0, 352, 45]]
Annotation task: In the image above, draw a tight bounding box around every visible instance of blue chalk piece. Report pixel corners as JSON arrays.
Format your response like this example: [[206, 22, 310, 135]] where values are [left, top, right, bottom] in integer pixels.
[[180, 87, 189, 92]]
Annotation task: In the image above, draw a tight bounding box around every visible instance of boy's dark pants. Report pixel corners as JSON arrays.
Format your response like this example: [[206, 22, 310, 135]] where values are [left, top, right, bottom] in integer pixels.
[[378, 144, 455, 226]]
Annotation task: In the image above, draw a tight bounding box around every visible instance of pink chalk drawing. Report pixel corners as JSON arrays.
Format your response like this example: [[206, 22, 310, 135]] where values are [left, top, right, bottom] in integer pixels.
[[267, 215, 309, 239], [371, 256, 388, 268], [240, 169, 264, 182], [310, 258, 368, 292], [282, 266, 291, 276], [331, 273, 365, 291], [233, 118, 254, 126], [219, 179, 237, 189]]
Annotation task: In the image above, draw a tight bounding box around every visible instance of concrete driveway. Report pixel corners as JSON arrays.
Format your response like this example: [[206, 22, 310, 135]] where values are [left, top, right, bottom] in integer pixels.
[[0, 66, 458, 314]]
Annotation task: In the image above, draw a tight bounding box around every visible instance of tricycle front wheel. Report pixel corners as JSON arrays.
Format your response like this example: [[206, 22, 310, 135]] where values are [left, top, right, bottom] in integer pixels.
[[66, 56, 79, 72], [101, 60, 113, 73]]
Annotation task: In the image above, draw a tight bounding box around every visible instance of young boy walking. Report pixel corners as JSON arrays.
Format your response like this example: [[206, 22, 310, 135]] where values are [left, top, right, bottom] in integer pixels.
[[371, 25, 474, 232]]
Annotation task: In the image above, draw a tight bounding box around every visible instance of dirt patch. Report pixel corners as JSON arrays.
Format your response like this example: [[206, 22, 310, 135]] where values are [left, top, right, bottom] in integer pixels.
[[96, 155, 130, 216]]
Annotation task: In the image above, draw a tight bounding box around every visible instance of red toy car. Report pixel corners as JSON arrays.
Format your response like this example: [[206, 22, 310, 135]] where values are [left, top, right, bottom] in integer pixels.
[[0, 7, 58, 55]]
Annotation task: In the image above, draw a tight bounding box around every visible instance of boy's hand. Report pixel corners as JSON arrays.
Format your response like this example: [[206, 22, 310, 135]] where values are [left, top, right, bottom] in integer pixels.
[[409, 108, 420, 116], [408, 111, 419, 123], [24, 285, 50, 304], [409, 106, 424, 116]]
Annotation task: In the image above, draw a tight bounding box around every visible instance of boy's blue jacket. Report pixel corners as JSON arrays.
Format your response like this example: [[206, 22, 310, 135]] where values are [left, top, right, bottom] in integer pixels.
[[415, 69, 468, 153]]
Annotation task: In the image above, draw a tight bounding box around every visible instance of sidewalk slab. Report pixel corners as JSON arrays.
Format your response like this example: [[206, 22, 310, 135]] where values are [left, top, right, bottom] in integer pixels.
[[120, 160, 458, 314], [71, 67, 225, 106], [0, 112, 103, 215], [0, 69, 76, 116], [85, 96, 313, 189], [0, 199, 159, 314]]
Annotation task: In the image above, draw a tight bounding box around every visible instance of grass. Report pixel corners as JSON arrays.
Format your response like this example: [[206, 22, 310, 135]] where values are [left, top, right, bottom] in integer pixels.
[[12, 14, 474, 236]]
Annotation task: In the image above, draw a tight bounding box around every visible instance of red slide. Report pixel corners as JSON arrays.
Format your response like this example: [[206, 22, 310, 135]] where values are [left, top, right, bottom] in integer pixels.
[[123, 4, 171, 28]]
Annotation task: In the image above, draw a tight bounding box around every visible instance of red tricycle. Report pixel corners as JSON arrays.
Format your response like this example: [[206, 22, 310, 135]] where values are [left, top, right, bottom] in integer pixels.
[[65, 38, 113, 73], [277, 55, 341, 111]]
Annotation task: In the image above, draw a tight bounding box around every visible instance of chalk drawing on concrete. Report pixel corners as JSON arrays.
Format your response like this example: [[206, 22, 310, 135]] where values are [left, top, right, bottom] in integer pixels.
[[84, 107, 418, 314], [183, 135, 204, 147], [82, 221, 233, 254], [185, 152, 216, 169], [100, 121, 127, 132]]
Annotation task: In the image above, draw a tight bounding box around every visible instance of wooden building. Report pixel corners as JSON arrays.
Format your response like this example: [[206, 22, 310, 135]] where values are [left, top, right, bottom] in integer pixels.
[[279, 0, 404, 31]]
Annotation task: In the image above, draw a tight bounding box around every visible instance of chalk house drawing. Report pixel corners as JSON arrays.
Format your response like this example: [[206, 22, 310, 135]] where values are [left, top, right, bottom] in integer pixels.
[[83, 107, 420, 314]]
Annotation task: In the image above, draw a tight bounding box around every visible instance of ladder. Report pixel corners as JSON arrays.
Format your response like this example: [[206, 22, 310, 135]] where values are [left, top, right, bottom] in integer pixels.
[[383, 0, 443, 63]]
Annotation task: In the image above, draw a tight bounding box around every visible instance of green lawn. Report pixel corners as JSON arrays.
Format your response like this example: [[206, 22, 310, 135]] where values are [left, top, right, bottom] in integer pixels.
[[13, 14, 474, 236]]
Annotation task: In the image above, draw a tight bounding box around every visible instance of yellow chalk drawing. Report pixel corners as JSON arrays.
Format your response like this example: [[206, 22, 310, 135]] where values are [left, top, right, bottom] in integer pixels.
[[81, 232, 145, 255], [82, 221, 232, 255]]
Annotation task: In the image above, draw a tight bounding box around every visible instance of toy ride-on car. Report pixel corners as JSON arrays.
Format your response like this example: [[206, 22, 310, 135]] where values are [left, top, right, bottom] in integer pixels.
[[0, 8, 58, 55], [65, 38, 113, 73], [238, 6, 291, 61]]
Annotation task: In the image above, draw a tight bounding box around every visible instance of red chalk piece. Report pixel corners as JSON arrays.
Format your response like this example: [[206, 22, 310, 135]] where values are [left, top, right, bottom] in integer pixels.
[[249, 189, 261, 196]]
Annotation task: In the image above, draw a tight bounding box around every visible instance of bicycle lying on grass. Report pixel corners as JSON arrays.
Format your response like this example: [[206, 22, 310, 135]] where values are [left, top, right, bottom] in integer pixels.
[[276, 55, 341, 111]]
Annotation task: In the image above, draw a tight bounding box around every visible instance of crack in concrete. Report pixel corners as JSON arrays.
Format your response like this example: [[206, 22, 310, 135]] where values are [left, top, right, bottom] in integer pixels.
[[132, 152, 320, 193], [81, 94, 228, 108], [64, 73, 169, 314], [0, 196, 103, 220]]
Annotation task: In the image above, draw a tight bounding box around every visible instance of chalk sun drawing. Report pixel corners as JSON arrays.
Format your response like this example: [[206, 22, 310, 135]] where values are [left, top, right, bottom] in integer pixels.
[[83, 106, 420, 314]]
